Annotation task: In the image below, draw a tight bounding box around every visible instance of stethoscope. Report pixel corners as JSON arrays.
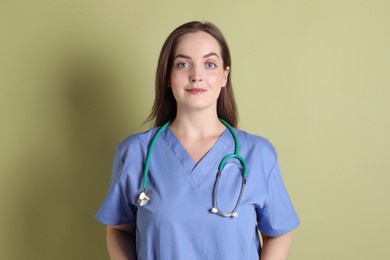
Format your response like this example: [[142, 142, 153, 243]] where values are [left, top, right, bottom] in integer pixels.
[[137, 119, 248, 218]]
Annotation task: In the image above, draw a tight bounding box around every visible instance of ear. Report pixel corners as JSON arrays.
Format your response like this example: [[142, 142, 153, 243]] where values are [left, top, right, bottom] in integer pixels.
[[222, 66, 230, 87]]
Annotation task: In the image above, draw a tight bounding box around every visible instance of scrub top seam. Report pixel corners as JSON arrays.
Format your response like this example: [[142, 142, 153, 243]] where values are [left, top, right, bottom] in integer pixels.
[[263, 152, 279, 209]]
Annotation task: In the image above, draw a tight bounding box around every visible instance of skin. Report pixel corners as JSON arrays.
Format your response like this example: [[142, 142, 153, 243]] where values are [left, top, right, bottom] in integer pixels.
[[107, 224, 136, 260], [170, 31, 229, 117], [169, 31, 230, 162], [106, 31, 293, 260], [261, 233, 293, 260]]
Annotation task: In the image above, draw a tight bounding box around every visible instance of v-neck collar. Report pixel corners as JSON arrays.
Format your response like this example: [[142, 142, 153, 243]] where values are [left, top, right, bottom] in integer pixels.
[[161, 126, 234, 176]]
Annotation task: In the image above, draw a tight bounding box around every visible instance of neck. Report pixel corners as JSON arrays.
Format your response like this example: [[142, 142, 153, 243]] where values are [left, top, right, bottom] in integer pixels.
[[170, 110, 225, 138]]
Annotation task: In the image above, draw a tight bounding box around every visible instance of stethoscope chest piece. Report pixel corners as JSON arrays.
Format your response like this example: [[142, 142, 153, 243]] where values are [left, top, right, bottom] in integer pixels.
[[138, 189, 152, 206]]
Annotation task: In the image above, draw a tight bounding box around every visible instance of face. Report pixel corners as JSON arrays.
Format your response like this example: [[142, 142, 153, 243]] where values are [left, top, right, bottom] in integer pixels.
[[170, 31, 230, 113]]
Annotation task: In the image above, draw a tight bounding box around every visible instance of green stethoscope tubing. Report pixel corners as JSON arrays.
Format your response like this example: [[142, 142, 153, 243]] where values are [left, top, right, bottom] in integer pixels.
[[142, 120, 171, 190], [139, 118, 249, 218], [218, 118, 248, 178]]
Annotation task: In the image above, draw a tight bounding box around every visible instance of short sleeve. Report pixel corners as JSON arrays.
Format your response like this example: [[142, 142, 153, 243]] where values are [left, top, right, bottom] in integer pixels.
[[96, 145, 136, 225], [257, 152, 300, 237]]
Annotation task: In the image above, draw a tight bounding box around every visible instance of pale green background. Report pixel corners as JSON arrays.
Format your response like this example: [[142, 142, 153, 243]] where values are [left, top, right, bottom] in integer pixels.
[[1, 0, 389, 259]]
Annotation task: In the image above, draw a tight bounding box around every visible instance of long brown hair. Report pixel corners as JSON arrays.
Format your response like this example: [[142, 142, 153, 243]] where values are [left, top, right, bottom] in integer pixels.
[[146, 21, 238, 127]]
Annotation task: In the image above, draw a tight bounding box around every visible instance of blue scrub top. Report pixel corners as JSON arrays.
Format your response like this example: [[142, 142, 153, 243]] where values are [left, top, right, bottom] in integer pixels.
[[96, 127, 300, 260]]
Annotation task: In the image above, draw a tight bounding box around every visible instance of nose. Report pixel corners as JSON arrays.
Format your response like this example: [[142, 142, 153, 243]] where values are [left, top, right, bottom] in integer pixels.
[[190, 76, 202, 82], [189, 66, 203, 83]]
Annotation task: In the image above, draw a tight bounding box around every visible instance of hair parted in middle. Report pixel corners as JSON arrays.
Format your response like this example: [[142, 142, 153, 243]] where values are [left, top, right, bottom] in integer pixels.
[[146, 21, 238, 127]]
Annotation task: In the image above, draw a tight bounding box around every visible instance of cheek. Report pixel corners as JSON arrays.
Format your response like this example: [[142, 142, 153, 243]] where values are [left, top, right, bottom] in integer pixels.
[[169, 72, 176, 84], [170, 71, 186, 85], [209, 72, 227, 86]]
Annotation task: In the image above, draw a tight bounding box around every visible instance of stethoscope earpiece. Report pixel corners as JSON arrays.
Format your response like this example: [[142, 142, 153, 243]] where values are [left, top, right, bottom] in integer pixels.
[[210, 207, 239, 218]]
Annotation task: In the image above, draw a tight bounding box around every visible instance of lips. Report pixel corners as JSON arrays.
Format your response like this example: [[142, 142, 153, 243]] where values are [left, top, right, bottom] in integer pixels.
[[186, 88, 206, 94]]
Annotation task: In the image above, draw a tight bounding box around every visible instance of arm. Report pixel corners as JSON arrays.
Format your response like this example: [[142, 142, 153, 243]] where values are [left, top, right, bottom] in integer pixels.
[[107, 223, 137, 260], [260, 232, 293, 260]]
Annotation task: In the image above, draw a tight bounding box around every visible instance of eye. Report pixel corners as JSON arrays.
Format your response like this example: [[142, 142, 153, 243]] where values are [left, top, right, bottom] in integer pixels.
[[206, 62, 217, 69], [176, 62, 189, 69]]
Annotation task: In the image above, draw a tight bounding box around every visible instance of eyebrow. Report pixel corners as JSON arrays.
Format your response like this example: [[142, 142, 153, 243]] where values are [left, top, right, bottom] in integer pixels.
[[173, 52, 221, 60]]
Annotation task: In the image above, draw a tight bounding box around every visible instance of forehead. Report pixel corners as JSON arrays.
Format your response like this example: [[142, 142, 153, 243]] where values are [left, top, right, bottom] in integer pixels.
[[174, 31, 222, 56]]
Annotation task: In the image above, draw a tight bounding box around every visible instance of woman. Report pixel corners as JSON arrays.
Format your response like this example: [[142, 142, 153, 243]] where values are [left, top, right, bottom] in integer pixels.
[[97, 21, 300, 259]]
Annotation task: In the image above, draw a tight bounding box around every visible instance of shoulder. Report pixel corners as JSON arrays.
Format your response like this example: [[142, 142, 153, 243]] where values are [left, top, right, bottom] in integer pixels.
[[236, 128, 279, 167], [116, 128, 159, 159], [237, 129, 276, 154]]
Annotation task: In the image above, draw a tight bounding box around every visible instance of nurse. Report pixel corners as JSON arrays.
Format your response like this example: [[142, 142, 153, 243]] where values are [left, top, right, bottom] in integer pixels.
[[96, 21, 300, 259]]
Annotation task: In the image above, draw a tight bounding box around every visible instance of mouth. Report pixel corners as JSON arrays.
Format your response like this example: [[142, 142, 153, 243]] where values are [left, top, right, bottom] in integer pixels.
[[186, 88, 206, 94]]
